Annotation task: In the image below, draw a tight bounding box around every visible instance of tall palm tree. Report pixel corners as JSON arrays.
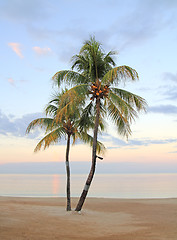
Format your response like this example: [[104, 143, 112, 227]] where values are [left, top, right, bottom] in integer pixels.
[[26, 89, 105, 211], [52, 36, 147, 211]]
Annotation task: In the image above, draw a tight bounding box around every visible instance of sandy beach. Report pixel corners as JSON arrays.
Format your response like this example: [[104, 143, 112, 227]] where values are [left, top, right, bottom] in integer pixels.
[[0, 197, 177, 240]]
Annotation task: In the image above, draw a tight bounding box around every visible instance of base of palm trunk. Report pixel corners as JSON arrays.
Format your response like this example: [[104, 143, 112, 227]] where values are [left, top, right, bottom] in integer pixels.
[[75, 189, 88, 212], [66, 200, 71, 211]]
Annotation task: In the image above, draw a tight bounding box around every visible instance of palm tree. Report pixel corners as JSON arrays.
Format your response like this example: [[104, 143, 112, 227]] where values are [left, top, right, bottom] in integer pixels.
[[26, 89, 105, 211], [52, 36, 147, 211]]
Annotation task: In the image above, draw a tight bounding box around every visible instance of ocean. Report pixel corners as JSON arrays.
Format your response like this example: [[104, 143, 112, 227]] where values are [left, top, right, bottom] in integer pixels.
[[0, 173, 177, 198]]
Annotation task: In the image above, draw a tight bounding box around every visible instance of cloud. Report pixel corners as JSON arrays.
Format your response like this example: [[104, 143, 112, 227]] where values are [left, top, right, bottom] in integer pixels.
[[158, 84, 177, 101], [3, 0, 175, 64], [91, 0, 177, 52], [32, 46, 52, 56], [163, 72, 177, 83], [8, 42, 24, 58], [1, 110, 177, 150], [0, 110, 17, 135], [27, 26, 85, 63], [7, 77, 27, 87], [169, 151, 177, 154], [149, 105, 177, 114], [0, 0, 51, 23], [8, 78, 15, 86], [128, 138, 177, 147], [2, 0, 177, 56], [0, 110, 44, 137], [0, 110, 72, 146], [100, 133, 177, 149], [165, 89, 177, 101]]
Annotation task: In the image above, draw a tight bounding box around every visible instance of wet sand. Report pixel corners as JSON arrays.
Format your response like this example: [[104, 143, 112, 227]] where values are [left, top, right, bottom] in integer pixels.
[[0, 197, 177, 240]]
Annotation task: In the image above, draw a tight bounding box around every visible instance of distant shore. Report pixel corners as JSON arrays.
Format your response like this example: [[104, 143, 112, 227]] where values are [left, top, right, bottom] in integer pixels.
[[0, 197, 177, 240]]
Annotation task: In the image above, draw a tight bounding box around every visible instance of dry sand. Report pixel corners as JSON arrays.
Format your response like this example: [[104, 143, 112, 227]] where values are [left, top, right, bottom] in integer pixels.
[[0, 197, 177, 240]]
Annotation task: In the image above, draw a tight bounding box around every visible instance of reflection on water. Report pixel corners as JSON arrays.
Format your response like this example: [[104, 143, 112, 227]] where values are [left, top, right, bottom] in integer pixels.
[[0, 173, 177, 198], [52, 174, 60, 195]]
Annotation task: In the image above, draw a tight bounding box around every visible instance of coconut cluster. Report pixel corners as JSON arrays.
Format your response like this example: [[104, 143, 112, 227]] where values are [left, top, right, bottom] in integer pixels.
[[89, 83, 109, 100]]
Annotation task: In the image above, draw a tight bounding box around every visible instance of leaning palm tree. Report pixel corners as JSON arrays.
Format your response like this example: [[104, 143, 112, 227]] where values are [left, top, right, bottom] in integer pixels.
[[26, 89, 105, 211], [52, 36, 147, 211]]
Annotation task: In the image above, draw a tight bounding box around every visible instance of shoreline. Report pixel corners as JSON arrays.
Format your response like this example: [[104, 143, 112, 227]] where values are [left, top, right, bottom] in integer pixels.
[[1, 195, 177, 199], [1, 197, 177, 240]]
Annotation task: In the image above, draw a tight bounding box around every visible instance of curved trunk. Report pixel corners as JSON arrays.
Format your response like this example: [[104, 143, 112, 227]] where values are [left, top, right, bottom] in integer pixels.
[[66, 134, 71, 211], [75, 98, 100, 211]]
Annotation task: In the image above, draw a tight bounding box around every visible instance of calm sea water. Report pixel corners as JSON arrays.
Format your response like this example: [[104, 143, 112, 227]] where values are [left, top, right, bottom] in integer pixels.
[[0, 173, 177, 198]]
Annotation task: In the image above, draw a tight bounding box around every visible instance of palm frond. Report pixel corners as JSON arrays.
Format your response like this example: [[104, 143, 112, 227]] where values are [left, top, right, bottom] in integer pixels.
[[71, 54, 89, 75], [106, 97, 132, 138], [79, 132, 106, 154], [34, 127, 66, 152], [98, 116, 106, 132], [78, 101, 106, 133], [104, 50, 117, 67], [55, 84, 89, 123], [111, 88, 147, 112], [78, 101, 94, 131], [71, 132, 77, 145], [71, 36, 115, 81], [80, 36, 101, 55], [26, 118, 54, 134], [102, 65, 139, 85], [52, 70, 87, 87], [45, 104, 58, 116], [109, 90, 138, 122]]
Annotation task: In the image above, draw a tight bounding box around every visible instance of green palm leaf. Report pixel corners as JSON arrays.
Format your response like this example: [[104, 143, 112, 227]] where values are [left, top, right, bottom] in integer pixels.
[[26, 118, 54, 134], [52, 70, 87, 86], [102, 65, 139, 85], [78, 101, 106, 133], [54, 84, 89, 123], [106, 97, 132, 138], [34, 127, 65, 152], [109, 90, 138, 122], [79, 132, 105, 154], [104, 51, 116, 67], [111, 87, 147, 112]]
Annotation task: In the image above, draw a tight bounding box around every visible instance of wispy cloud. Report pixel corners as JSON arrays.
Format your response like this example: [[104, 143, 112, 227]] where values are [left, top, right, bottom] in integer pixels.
[[7, 77, 27, 87], [0, 110, 44, 137], [2, 0, 177, 56], [163, 72, 177, 83], [149, 105, 177, 114], [7, 77, 15, 86], [32, 46, 52, 56], [157, 84, 177, 101], [100, 133, 177, 149], [1, 109, 177, 150], [8, 42, 24, 58], [95, 0, 177, 51], [0, 110, 67, 145], [2, 0, 176, 64], [0, 0, 50, 23], [165, 89, 177, 101]]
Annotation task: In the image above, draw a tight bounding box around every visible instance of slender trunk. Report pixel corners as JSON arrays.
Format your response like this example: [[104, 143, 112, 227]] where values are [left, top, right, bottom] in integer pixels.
[[66, 134, 71, 211], [75, 98, 100, 211]]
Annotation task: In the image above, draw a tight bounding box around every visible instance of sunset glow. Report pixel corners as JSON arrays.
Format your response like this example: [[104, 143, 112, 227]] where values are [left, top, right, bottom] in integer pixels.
[[0, 0, 177, 173]]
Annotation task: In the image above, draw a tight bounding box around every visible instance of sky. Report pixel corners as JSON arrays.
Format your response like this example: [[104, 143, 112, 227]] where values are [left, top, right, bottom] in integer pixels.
[[0, 0, 177, 172]]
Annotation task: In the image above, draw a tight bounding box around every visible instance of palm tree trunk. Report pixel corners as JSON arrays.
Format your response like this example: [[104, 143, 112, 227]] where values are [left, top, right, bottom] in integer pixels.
[[66, 134, 71, 211], [75, 98, 100, 211]]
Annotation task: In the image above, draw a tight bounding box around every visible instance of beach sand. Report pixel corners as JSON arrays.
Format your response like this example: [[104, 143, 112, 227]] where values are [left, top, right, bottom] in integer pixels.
[[0, 197, 177, 240]]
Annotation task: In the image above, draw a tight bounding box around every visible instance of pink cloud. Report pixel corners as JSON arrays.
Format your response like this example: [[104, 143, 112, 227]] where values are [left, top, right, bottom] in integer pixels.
[[32, 46, 52, 56], [8, 42, 24, 58], [8, 78, 15, 86]]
